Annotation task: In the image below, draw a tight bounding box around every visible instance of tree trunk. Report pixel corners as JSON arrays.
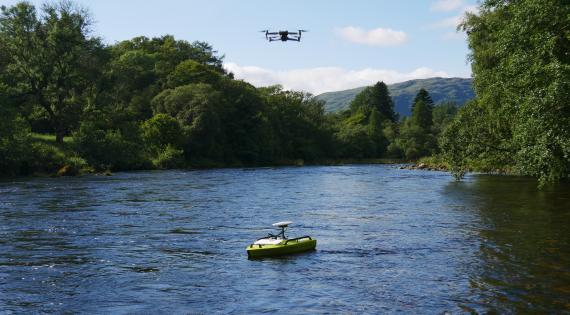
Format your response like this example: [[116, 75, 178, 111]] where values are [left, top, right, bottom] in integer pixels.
[[55, 129, 65, 144]]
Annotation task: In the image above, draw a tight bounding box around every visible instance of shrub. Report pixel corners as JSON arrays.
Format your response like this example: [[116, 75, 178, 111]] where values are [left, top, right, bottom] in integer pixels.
[[74, 122, 150, 171], [0, 116, 32, 175], [141, 114, 184, 154], [28, 142, 66, 173], [152, 144, 185, 169], [57, 156, 90, 176]]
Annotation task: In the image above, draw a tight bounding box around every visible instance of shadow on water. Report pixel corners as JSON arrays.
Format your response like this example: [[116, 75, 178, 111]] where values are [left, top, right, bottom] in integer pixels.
[[444, 175, 570, 313], [247, 249, 317, 261]]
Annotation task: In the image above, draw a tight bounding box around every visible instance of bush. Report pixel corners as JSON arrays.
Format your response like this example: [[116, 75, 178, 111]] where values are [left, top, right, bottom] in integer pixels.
[[57, 156, 90, 176], [141, 114, 184, 154], [28, 142, 66, 173], [0, 115, 32, 175], [74, 122, 150, 171], [152, 144, 185, 169], [335, 124, 374, 158]]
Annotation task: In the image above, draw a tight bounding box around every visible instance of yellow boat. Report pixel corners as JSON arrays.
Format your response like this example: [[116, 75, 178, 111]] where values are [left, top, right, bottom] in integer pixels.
[[246, 221, 317, 258]]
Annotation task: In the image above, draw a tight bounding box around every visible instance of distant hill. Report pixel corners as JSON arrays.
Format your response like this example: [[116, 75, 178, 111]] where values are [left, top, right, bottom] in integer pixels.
[[315, 77, 475, 116]]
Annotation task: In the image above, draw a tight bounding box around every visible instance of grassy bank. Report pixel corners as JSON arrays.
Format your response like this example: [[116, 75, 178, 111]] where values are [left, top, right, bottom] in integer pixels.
[[3, 133, 415, 178], [25, 133, 91, 176]]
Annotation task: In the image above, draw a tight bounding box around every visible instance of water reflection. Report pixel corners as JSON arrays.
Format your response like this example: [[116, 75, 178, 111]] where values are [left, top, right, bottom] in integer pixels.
[[445, 175, 570, 313]]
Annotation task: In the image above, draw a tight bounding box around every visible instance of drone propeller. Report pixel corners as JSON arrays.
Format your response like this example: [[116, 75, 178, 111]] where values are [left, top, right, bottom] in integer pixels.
[[299, 29, 308, 33]]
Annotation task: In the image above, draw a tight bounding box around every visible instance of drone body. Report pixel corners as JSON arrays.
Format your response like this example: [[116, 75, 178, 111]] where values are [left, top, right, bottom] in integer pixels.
[[262, 30, 307, 42]]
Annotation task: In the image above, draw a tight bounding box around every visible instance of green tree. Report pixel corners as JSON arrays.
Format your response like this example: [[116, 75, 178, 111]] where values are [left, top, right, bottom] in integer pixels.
[[108, 49, 157, 120], [218, 79, 275, 164], [432, 101, 458, 136], [167, 60, 220, 88], [395, 117, 437, 159], [383, 121, 402, 158], [342, 81, 396, 158], [262, 86, 333, 161], [0, 1, 104, 143], [410, 89, 434, 130], [440, 100, 513, 179], [141, 114, 184, 154], [443, 0, 570, 184], [350, 81, 397, 122], [151, 83, 222, 160], [0, 90, 31, 175], [391, 89, 437, 159], [336, 123, 374, 158], [104, 35, 227, 122], [73, 121, 149, 171], [367, 108, 387, 157]]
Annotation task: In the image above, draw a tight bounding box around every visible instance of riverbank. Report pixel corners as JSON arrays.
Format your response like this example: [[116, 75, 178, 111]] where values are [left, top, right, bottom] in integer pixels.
[[0, 135, 515, 180], [6, 133, 512, 178], [402, 155, 519, 176], [399, 156, 451, 171], [2, 132, 417, 178], [4, 158, 410, 178], [4, 133, 473, 179]]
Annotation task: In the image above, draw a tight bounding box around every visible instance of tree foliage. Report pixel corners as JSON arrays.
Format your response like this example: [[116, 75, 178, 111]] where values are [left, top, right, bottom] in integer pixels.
[[337, 81, 399, 158], [350, 81, 397, 123], [0, 104, 31, 175], [387, 89, 438, 159], [0, 1, 104, 142], [432, 101, 458, 136], [410, 89, 434, 130], [441, 0, 570, 185], [141, 113, 183, 154], [0, 1, 461, 176]]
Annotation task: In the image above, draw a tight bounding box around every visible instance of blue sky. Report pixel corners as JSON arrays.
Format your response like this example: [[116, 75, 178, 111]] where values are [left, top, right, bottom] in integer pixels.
[[3, 0, 478, 94]]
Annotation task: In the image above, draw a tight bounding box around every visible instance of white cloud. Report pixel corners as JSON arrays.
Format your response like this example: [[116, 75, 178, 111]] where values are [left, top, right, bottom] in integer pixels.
[[431, 0, 464, 12], [463, 5, 479, 14], [431, 15, 464, 29], [442, 31, 466, 40], [224, 63, 451, 95], [430, 4, 479, 30], [336, 26, 408, 46]]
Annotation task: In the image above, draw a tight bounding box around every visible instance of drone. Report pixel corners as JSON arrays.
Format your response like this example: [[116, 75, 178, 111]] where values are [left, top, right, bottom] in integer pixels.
[[261, 30, 308, 42]]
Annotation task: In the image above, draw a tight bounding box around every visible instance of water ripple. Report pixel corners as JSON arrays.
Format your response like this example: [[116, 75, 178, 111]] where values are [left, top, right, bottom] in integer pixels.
[[0, 166, 569, 313]]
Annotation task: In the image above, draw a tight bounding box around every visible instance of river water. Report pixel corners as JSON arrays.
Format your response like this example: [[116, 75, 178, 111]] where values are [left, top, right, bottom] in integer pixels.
[[0, 165, 569, 314]]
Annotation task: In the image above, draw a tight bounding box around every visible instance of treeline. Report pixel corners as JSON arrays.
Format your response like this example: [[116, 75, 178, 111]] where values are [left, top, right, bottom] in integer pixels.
[[332, 82, 457, 160], [439, 0, 570, 185], [0, 1, 460, 176]]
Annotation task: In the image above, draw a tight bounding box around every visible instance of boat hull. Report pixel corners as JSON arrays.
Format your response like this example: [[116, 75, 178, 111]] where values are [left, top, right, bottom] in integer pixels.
[[246, 237, 317, 258]]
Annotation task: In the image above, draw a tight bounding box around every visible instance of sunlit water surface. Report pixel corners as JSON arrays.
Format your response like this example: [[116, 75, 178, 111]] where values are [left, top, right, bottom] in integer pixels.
[[1, 165, 569, 313]]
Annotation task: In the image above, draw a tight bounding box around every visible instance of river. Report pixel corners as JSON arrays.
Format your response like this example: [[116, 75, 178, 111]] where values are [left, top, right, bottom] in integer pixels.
[[1, 165, 569, 313]]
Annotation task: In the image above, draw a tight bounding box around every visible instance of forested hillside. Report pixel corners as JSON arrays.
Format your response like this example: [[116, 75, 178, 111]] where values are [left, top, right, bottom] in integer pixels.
[[316, 77, 474, 116]]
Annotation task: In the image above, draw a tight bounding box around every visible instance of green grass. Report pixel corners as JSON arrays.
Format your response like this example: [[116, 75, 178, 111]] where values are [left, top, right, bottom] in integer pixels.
[[31, 133, 73, 143], [28, 133, 93, 175], [31, 133, 75, 155]]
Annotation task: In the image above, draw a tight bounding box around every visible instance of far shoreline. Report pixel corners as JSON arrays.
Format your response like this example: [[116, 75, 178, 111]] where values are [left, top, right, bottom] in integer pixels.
[[0, 158, 416, 180]]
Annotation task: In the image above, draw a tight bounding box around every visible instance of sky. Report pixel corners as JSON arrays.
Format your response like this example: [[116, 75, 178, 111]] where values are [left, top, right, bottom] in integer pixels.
[[3, 0, 478, 94]]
